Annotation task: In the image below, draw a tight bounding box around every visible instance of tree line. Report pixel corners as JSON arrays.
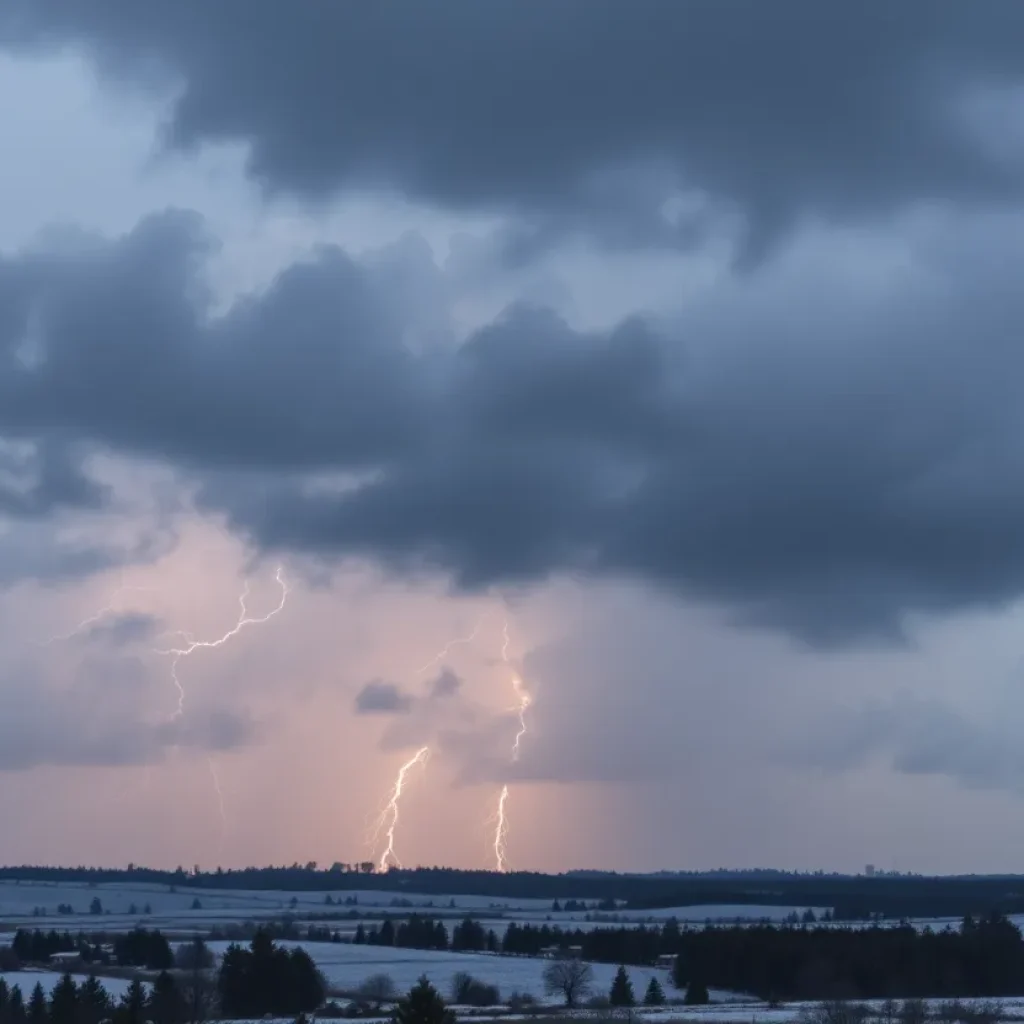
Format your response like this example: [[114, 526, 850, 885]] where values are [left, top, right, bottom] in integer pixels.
[[7, 864, 1024, 918], [11, 928, 174, 970], [0, 932, 325, 1024]]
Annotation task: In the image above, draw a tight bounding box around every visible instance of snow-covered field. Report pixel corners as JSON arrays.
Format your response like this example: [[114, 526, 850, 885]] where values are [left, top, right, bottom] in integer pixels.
[[205, 939, 687, 1005], [0, 971, 141, 998]]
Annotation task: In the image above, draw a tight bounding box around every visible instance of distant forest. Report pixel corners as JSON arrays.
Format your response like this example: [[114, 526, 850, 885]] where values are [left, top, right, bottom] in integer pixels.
[[4, 865, 1024, 921]]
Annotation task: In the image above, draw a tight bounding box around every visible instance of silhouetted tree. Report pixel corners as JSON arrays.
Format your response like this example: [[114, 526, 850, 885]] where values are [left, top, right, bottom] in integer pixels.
[[175, 937, 214, 971], [685, 979, 710, 1005], [609, 966, 635, 1007], [48, 974, 78, 1024], [113, 980, 148, 1024], [27, 985, 46, 1024], [89, 898, 103, 916], [217, 930, 325, 1018], [8, 986, 27, 1024], [357, 975, 396, 1011], [542, 957, 593, 1008], [643, 977, 666, 1006], [149, 971, 185, 1024], [392, 977, 454, 1024], [77, 978, 111, 1024]]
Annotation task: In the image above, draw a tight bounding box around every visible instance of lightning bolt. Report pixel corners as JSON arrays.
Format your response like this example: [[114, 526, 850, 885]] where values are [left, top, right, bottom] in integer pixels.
[[492, 619, 532, 872], [492, 785, 510, 874], [416, 616, 485, 675], [35, 574, 156, 647], [372, 746, 430, 872], [154, 566, 289, 718]]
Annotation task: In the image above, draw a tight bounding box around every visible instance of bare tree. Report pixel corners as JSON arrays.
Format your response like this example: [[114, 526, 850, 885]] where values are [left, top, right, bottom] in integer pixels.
[[357, 973, 398, 1011], [542, 957, 594, 1008], [178, 969, 217, 1024]]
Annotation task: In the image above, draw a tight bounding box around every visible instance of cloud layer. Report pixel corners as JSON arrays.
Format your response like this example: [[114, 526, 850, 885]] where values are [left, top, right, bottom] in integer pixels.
[[4, 208, 1024, 641], [4, 3, 1024, 261]]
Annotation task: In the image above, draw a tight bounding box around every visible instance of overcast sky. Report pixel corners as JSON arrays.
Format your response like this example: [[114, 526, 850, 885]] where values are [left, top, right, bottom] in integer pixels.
[[2, 2, 1024, 875]]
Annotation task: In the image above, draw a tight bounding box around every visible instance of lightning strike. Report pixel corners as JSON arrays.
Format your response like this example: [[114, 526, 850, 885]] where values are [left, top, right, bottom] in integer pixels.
[[416, 616, 485, 675], [492, 784, 510, 874], [155, 567, 289, 718], [35, 575, 156, 647], [372, 746, 430, 872], [492, 619, 533, 872]]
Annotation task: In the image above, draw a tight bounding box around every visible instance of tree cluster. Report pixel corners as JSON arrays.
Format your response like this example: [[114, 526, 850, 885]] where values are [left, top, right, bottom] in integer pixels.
[[217, 930, 326, 1017], [353, 916, 461, 951], [0, 974, 166, 1024], [671, 913, 1024, 1000]]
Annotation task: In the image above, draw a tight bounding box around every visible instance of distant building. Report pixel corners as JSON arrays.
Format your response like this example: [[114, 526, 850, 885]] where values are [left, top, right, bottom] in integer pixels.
[[50, 951, 82, 967], [656, 954, 676, 968]]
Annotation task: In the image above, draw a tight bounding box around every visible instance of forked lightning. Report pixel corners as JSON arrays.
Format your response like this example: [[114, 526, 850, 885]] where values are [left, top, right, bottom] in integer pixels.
[[373, 746, 430, 872], [155, 566, 290, 718], [493, 619, 532, 872]]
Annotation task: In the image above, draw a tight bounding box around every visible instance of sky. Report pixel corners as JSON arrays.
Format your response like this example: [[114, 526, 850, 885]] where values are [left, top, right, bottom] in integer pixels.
[[2, 2, 1024, 875]]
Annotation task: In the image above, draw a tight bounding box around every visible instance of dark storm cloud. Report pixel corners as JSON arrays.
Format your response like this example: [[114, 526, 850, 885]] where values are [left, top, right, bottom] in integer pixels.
[[3, 3, 1024, 258], [7, 210, 1024, 641], [354, 680, 413, 715], [0, 438, 109, 518]]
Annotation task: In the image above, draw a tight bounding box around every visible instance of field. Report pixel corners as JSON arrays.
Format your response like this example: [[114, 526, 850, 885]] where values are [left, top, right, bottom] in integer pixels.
[[205, 939, 695, 1006]]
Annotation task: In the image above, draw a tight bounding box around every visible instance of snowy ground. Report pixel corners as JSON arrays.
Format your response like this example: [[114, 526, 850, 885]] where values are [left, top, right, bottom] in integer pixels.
[[205, 939, 690, 1005]]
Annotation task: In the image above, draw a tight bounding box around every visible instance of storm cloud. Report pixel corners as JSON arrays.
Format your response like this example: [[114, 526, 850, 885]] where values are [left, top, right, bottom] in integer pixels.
[[3, 3, 1024, 261], [354, 680, 413, 715], [3, 208, 1024, 641]]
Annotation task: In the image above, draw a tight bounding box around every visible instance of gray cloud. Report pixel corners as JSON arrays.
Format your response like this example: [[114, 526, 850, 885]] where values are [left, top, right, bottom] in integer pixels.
[[3, 3, 1024, 261], [354, 680, 412, 715], [79, 612, 162, 647], [0, 654, 254, 771], [794, 692, 1024, 797], [7, 210, 1024, 642], [428, 668, 461, 700], [0, 437, 109, 518]]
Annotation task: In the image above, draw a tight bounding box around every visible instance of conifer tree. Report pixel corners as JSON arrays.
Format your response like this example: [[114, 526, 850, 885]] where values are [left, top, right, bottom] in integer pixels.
[[609, 966, 635, 1007], [49, 974, 79, 1024], [643, 977, 666, 1007], [392, 976, 455, 1024], [8, 986, 27, 1024], [78, 978, 112, 1024], [684, 979, 710, 1006], [149, 971, 184, 1024], [114, 980, 149, 1024], [27, 984, 47, 1024]]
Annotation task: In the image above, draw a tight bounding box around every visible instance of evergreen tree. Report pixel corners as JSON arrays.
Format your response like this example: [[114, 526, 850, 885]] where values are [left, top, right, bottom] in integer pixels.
[[354, 925, 366, 944], [26, 984, 47, 1024], [78, 978, 111, 1024], [114, 981, 148, 1024], [684, 979, 710, 1006], [49, 974, 79, 1024], [609, 966, 635, 1007], [149, 971, 184, 1024], [8, 987, 26, 1024], [643, 977, 666, 1007], [0, 980, 9, 1023], [392, 977, 454, 1024], [379, 920, 396, 946]]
